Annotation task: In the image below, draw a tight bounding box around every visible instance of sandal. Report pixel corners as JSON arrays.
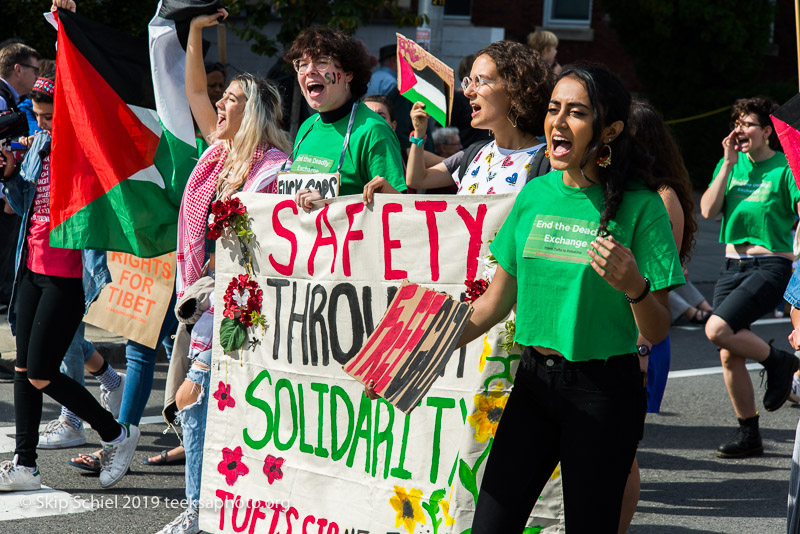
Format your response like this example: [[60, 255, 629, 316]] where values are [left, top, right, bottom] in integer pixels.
[[68, 453, 101, 474], [690, 309, 712, 324], [144, 447, 185, 466]]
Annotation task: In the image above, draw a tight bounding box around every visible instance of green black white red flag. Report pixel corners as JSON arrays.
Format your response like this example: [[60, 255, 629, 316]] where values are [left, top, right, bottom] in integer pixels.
[[396, 33, 454, 128], [772, 94, 800, 191]]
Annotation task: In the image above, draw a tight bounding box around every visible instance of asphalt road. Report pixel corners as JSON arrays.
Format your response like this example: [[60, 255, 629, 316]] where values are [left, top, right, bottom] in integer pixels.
[[0, 200, 797, 533]]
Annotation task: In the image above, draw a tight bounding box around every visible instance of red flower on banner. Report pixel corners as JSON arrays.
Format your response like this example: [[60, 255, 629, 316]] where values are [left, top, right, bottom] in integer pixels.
[[263, 454, 285, 485], [218, 446, 249, 486], [464, 278, 489, 303], [223, 274, 264, 328], [213, 381, 236, 411], [208, 197, 250, 241]]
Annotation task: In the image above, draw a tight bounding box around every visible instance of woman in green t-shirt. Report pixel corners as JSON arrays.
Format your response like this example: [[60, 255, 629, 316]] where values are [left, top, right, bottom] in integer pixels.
[[700, 97, 800, 459], [368, 65, 683, 532]]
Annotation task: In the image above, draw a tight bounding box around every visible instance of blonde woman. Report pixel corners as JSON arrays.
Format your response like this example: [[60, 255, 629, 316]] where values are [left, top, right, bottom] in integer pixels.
[[154, 9, 291, 534], [527, 30, 562, 75]]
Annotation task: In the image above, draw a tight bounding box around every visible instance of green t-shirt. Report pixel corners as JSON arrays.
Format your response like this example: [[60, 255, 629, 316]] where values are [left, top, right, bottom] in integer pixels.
[[490, 171, 685, 361], [290, 101, 407, 196], [711, 151, 800, 252]]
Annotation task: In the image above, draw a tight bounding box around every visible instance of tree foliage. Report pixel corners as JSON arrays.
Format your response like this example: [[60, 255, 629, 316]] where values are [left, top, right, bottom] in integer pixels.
[[1, 0, 157, 60], [224, 0, 422, 57]]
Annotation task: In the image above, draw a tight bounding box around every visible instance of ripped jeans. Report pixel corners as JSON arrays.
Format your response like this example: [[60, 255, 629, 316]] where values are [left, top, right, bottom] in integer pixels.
[[177, 293, 214, 509]]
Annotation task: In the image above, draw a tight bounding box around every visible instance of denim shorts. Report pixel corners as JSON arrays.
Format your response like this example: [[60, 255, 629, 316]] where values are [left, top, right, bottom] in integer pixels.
[[785, 268, 800, 309], [712, 256, 792, 332]]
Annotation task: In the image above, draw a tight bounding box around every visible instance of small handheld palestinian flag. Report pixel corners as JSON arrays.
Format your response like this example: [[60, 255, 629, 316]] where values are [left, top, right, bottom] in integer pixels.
[[396, 33, 454, 128], [772, 94, 800, 191]]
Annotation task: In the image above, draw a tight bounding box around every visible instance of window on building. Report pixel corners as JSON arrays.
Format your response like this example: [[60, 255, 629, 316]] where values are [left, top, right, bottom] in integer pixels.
[[444, 0, 471, 17], [543, 0, 592, 28]]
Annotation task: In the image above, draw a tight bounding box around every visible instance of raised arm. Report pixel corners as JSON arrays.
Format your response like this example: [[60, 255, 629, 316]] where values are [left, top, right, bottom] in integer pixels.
[[700, 130, 737, 219], [406, 102, 461, 190], [185, 9, 228, 143]]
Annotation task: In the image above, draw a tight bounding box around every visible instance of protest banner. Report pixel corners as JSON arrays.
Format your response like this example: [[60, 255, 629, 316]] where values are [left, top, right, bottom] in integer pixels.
[[396, 33, 454, 128], [200, 193, 563, 533], [276, 171, 340, 200], [84, 252, 175, 349]]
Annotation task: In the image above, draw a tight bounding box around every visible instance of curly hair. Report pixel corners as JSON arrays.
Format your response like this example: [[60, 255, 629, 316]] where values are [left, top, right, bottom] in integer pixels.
[[286, 27, 372, 100], [557, 63, 654, 237], [474, 41, 553, 137], [731, 96, 780, 150], [629, 99, 697, 264]]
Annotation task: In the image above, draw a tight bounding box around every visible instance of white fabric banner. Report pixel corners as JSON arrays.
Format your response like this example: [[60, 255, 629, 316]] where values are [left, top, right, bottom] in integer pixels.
[[200, 193, 563, 534]]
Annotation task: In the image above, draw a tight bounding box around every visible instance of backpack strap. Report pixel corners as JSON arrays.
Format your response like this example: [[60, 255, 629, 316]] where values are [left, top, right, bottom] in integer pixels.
[[526, 144, 551, 183], [458, 141, 491, 180]]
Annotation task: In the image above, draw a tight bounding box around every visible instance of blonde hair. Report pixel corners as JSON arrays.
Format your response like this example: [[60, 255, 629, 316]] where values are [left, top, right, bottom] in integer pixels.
[[527, 30, 558, 53], [216, 73, 291, 197]]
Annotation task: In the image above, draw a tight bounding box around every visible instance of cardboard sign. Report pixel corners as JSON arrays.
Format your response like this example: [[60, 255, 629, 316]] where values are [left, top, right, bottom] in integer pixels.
[[344, 281, 472, 413], [275, 171, 340, 200], [200, 193, 564, 534], [396, 33, 455, 127], [84, 252, 175, 349]]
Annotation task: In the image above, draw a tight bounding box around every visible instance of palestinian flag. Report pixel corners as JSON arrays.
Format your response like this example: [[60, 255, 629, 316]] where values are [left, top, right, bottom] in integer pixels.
[[396, 33, 453, 128], [772, 94, 800, 191]]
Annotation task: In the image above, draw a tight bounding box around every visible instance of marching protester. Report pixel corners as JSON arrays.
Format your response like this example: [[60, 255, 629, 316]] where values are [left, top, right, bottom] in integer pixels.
[[700, 96, 800, 458], [284, 26, 406, 208], [619, 98, 698, 532], [0, 71, 139, 491], [153, 8, 292, 534], [369, 63, 684, 532], [405, 40, 553, 195]]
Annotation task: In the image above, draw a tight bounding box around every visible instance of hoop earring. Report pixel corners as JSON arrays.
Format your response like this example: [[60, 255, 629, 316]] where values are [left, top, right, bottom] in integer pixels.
[[596, 144, 612, 168], [507, 110, 518, 128]]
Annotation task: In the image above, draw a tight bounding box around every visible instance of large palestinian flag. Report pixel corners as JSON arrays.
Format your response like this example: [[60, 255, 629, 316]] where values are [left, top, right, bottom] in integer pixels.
[[50, 2, 219, 258], [396, 33, 454, 128], [772, 94, 800, 192]]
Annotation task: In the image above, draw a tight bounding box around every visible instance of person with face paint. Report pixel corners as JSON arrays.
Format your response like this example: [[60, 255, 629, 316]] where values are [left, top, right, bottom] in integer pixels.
[[152, 9, 292, 534], [700, 97, 800, 459], [370, 64, 684, 532], [285, 27, 407, 207]]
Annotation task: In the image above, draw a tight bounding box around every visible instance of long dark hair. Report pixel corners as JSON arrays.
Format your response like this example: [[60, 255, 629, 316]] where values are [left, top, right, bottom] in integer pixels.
[[557, 64, 653, 236], [629, 99, 697, 263]]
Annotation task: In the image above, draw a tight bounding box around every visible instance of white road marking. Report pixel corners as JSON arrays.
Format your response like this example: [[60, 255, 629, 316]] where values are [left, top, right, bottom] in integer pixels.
[[669, 362, 762, 379], [673, 316, 790, 331]]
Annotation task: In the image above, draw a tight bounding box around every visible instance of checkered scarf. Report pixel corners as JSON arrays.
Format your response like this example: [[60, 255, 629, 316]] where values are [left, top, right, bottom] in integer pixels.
[[176, 141, 289, 297]]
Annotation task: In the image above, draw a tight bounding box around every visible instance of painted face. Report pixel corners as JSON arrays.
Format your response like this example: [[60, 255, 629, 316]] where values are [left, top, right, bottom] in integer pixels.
[[32, 100, 53, 132], [731, 113, 770, 154], [207, 70, 226, 104], [364, 101, 396, 131], [297, 54, 353, 113], [464, 55, 511, 132], [544, 75, 596, 172], [215, 80, 246, 140]]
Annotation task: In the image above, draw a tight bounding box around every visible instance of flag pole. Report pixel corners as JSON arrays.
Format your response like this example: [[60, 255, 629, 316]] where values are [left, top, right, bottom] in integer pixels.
[[217, 23, 227, 70]]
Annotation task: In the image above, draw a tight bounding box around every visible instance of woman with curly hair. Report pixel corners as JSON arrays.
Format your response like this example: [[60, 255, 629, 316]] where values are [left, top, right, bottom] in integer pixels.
[[405, 40, 553, 195], [285, 26, 406, 207], [701, 96, 800, 459]]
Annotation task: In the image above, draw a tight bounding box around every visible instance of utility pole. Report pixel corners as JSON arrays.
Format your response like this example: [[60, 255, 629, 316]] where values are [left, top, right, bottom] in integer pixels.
[[416, 0, 445, 56]]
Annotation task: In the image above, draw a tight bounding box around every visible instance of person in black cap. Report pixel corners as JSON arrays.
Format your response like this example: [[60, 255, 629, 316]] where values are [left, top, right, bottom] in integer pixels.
[[364, 43, 397, 97]]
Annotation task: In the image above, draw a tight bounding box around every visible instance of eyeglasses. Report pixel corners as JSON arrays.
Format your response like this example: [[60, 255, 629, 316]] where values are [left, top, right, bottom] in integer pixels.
[[461, 74, 507, 92], [18, 63, 39, 75], [293, 56, 333, 74], [730, 120, 762, 130]]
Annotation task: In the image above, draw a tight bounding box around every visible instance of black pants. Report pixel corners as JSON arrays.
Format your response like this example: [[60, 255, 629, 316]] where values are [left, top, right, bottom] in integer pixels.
[[471, 347, 646, 534], [14, 269, 119, 467]]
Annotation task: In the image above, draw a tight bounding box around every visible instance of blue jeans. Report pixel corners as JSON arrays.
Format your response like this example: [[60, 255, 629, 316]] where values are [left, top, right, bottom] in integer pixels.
[[785, 267, 800, 309], [119, 291, 178, 426], [179, 347, 212, 508], [59, 322, 95, 386]]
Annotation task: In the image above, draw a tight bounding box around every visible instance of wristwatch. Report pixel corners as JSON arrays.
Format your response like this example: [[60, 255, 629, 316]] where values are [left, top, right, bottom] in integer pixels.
[[637, 344, 651, 357]]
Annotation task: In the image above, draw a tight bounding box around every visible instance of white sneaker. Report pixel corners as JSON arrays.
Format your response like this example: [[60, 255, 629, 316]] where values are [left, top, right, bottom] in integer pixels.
[[155, 508, 199, 534], [0, 455, 41, 491], [101, 373, 126, 420], [38, 417, 87, 449], [99, 422, 139, 488]]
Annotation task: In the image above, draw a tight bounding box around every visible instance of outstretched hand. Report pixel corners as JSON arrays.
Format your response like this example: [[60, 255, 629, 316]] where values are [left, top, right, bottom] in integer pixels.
[[295, 188, 322, 210], [191, 8, 228, 29], [362, 176, 398, 205], [588, 235, 647, 297], [410, 101, 429, 138], [51, 0, 76, 12]]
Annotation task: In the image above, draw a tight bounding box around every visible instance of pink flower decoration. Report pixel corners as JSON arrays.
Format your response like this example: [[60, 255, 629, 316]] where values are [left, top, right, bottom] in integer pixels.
[[213, 381, 236, 411], [218, 446, 249, 486], [263, 454, 285, 485]]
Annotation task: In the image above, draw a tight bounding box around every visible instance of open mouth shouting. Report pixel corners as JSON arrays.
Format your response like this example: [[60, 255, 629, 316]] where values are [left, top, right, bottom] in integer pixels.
[[470, 102, 481, 118], [550, 134, 572, 158], [306, 80, 325, 99]]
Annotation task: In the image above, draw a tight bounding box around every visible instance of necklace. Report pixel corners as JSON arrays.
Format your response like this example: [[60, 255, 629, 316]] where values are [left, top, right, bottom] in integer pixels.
[[483, 135, 537, 171]]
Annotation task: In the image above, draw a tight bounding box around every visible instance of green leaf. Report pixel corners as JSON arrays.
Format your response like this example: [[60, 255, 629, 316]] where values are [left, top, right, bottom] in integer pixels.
[[522, 527, 544, 534], [430, 488, 446, 503], [459, 459, 478, 505], [219, 317, 247, 351]]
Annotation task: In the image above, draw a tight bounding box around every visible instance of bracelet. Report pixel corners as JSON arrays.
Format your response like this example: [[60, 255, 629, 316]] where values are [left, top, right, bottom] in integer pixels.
[[408, 132, 427, 147], [625, 277, 650, 304]]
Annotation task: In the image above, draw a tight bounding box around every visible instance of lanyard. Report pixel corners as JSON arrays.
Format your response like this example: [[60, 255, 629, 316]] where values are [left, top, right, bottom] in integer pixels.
[[282, 101, 359, 173]]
